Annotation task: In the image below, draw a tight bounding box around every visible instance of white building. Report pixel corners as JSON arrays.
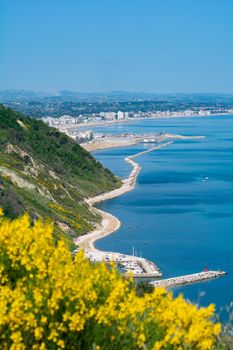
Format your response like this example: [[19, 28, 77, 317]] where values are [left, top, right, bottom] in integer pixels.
[[117, 111, 124, 120], [75, 131, 93, 143], [104, 112, 116, 120], [198, 110, 211, 116]]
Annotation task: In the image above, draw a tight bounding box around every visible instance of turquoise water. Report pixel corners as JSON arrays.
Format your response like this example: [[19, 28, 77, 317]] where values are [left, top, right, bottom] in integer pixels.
[[92, 116, 233, 313]]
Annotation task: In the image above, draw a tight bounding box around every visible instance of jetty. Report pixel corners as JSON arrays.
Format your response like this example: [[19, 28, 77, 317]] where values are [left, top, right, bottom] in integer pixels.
[[85, 141, 172, 206], [151, 270, 226, 288]]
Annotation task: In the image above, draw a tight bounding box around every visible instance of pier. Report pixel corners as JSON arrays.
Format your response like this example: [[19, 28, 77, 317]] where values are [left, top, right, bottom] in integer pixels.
[[151, 270, 226, 288]]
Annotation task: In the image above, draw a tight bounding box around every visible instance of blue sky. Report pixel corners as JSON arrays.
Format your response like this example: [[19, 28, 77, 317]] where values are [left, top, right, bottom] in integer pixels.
[[1, 0, 233, 93]]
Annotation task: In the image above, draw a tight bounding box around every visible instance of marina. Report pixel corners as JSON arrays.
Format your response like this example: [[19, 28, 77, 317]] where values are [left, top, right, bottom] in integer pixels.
[[83, 250, 162, 278]]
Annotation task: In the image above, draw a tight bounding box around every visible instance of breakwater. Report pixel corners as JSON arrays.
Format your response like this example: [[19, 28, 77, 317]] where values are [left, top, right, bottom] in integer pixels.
[[151, 271, 227, 288], [86, 141, 173, 206]]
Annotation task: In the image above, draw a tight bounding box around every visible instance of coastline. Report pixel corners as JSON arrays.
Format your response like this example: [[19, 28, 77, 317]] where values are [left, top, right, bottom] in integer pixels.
[[60, 112, 232, 131], [82, 133, 204, 152], [74, 141, 173, 252], [75, 136, 227, 284], [83, 139, 139, 152]]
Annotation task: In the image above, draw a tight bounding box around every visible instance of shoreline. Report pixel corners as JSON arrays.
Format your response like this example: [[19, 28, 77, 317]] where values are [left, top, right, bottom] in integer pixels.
[[75, 137, 227, 283], [83, 139, 139, 152], [60, 112, 232, 131], [82, 133, 205, 152], [75, 141, 173, 252], [74, 134, 227, 284]]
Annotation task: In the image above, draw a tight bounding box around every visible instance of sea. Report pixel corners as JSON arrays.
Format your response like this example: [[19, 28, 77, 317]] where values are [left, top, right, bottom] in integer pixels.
[[89, 116, 233, 317]]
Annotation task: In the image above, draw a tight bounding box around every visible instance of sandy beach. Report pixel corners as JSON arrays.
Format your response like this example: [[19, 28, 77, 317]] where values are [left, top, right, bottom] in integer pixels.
[[82, 133, 204, 152], [74, 141, 173, 251], [82, 139, 139, 152]]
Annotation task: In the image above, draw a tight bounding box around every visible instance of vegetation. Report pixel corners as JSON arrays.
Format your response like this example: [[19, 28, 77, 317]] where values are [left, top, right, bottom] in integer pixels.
[[0, 105, 121, 246], [2, 90, 233, 118], [135, 281, 155, 297], [0, 212, 222, 350]]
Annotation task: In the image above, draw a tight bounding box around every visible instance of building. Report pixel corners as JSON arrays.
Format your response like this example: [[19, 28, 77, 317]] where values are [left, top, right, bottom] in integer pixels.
[[75, 131, 93, 143], [117, 111, 124, 120], [106, 112, 116, 120]]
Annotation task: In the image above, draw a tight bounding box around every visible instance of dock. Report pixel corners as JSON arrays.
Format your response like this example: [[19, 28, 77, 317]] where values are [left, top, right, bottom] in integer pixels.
[[82, 250, 162, 278], [151, 270, 227, 288]]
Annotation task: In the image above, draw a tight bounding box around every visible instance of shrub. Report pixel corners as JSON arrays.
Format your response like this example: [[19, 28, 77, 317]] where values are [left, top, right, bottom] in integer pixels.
[[135, 281, 155, 297], [0, 211, 221, 349]]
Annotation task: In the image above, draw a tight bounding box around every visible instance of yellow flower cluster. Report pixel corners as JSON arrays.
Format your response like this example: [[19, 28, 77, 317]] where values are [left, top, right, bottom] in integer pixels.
[[49, 203, 70, 213], [0, 211, 221, 349], [49, 202, 81, 230]]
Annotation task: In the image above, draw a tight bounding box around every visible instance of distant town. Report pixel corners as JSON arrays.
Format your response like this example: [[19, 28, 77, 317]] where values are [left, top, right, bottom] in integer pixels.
[[42, 109, 215, 144], [1, 90, 233, 144]]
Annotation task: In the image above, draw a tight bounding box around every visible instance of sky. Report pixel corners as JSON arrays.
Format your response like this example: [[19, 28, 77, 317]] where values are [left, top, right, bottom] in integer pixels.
[[1, 0, 233, 93]]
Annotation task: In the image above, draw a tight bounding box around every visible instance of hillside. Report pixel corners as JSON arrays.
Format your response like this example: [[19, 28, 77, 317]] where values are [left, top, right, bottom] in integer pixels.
[[0, 105, 121, 247]]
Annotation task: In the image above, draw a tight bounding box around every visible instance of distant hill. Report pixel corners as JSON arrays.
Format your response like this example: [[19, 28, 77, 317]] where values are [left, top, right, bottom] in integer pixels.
[[0, 105, 121, 248], [1, 89, 233, 101]]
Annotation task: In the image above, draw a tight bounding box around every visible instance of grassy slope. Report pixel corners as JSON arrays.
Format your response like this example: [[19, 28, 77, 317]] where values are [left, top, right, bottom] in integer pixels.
[[0, 105, 121, 248]]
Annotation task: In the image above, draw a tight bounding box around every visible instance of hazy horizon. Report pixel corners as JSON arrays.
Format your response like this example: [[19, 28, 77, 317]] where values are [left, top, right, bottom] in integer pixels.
[[1, 89, 233, 96]]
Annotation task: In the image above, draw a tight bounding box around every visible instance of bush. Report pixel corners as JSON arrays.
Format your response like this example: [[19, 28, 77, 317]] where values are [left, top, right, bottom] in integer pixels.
[[0, 211, 221, 349], [135, 281, 155, 297]]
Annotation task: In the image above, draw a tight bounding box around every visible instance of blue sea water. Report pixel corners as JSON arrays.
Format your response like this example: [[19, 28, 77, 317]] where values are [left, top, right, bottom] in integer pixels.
[[92, 116, 233, 314]]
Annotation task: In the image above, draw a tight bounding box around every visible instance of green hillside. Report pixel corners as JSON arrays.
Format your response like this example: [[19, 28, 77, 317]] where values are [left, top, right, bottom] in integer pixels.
[[0, 105, 121, 247]]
